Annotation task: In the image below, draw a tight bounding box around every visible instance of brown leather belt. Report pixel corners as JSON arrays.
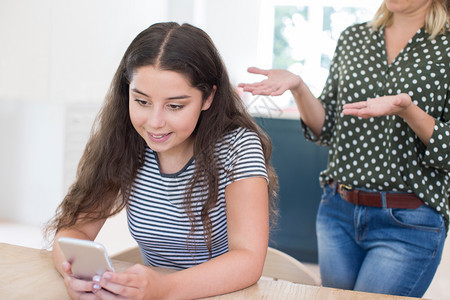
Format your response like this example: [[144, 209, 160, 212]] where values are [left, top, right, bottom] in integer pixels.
[[337, 183, 423, 209]]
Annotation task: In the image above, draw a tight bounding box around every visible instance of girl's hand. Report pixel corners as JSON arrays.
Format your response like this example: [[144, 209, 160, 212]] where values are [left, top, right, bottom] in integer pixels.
[[342, 93, 413, 118], [238, 67, 303, 96], [93, 264, 167, 300], [61, 261, 100, 300]]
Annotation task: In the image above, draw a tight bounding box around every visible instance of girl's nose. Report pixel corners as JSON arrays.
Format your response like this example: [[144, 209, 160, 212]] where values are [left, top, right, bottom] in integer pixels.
[[147, 107, 165, 128]]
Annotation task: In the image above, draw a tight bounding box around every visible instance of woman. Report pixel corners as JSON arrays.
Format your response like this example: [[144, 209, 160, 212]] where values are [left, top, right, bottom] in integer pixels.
[[46, 22, 278, 299], [239, 0, 449, 297]]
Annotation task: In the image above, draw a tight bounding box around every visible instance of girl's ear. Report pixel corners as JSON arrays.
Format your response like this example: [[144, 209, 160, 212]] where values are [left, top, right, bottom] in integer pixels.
[[202, 85, 216, 111]]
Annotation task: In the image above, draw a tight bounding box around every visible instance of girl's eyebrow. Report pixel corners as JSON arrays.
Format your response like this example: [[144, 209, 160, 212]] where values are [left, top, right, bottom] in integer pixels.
[[167, 95, 191, 100], [131, 88, 191, 101], [131, 88, 148, 97]]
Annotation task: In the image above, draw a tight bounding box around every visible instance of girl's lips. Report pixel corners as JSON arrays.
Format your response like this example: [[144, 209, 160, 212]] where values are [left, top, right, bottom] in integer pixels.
[[147, 132, 171, 143]]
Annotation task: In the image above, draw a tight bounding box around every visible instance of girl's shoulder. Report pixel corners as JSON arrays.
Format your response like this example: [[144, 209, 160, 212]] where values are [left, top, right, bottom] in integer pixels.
[[216, 127, 263, 159], [219, 127, 260, 146], [217, 127, 266, 173]]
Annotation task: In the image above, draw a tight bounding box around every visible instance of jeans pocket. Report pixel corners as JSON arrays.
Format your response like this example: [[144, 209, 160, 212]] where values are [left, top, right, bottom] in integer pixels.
[[388, 205, 444, 232]]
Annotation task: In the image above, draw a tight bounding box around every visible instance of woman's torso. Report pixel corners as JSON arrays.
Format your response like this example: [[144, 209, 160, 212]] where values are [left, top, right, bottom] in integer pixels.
[[307, 22, 449, 227]]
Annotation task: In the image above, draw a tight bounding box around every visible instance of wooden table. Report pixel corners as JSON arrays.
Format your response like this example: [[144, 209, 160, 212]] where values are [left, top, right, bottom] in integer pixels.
[[0, 243, 421, 299]]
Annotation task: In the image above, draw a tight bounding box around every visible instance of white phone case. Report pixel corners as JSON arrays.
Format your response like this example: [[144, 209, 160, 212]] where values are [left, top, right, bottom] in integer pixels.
[[58, 237, 115, 280]]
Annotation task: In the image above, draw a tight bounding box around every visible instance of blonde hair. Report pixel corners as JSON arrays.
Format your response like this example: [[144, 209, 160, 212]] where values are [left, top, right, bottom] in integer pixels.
[[370, 0, 449, 39]]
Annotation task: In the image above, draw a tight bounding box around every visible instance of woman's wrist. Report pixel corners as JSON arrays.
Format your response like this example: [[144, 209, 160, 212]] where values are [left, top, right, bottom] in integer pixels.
[[289, 75, 305, 97], [396, 97, 435, 145], [395, 93, 414, 120]]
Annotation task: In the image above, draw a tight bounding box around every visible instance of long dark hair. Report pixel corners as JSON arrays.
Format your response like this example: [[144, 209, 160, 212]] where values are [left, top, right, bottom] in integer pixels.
[[46, 22, 278, 253]]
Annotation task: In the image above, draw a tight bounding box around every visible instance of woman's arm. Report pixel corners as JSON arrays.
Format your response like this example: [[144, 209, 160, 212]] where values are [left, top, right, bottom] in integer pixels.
[[239, 67, 325, 136], [93, 177, 269, 299]]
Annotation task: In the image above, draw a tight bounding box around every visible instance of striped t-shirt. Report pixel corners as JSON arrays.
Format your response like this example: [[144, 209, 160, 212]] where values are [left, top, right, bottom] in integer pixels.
[[127, 127, 268, 270]]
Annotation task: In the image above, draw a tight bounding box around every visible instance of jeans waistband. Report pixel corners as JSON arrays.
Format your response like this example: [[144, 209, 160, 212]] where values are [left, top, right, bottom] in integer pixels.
[[333, 182, 423, 209]]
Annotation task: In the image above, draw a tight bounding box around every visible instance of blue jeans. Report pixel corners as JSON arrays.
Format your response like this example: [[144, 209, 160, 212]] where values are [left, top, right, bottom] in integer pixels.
[[316, 184, 446, 297]]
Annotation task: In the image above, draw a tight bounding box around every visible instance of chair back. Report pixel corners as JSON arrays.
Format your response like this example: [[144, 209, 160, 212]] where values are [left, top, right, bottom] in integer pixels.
[[262, 247, 321, 285]]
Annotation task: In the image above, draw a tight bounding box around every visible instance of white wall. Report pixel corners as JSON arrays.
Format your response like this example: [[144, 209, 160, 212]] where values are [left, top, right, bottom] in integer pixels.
[[0, 0, 266, 235], [0, 100, 65, 227], [198, 0, 273, 84]]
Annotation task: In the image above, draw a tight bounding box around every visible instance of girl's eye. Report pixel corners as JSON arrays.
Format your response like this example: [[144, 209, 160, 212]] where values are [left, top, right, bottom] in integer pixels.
[[135, 99, 148, 106], [168, 104, 183, 110]]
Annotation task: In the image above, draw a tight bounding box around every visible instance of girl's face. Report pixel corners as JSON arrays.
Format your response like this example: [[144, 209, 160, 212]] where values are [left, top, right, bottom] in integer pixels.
[[129, 65, 214, 161]]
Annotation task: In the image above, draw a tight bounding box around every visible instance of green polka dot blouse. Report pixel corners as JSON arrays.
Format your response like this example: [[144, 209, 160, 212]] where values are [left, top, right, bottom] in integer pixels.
[[302, 23, 450, 231]]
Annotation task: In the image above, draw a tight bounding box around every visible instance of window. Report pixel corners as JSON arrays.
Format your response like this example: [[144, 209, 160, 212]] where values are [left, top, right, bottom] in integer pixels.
[[245, 0, 379, 118]]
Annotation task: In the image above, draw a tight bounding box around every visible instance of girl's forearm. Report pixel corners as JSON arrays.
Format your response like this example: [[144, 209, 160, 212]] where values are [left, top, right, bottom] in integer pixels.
[[163, 248, 265, 299]]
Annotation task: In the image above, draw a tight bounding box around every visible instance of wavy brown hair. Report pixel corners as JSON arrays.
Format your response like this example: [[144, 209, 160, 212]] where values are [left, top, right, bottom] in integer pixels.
[[45, 22, 278, 254], [370, 0, 449, 39]]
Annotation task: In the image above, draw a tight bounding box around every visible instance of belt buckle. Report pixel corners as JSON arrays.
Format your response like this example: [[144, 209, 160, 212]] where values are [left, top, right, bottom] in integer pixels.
[[338, 183, 352, 194]]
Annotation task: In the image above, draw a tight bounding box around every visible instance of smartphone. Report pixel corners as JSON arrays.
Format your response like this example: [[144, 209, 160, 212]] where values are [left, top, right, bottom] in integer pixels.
[[58, 237, 115, 280]]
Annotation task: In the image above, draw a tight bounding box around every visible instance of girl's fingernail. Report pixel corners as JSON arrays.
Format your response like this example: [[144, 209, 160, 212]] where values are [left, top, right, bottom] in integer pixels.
[[104, 273, 111, 279], [92, 275, 101, 282]]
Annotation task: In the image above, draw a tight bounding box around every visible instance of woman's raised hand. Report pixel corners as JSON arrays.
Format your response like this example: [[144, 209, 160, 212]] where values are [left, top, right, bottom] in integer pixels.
[[238, 67, 302, 96]]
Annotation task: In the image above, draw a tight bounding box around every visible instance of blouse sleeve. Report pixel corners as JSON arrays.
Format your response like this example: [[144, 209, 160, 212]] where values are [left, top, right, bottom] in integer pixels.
[[421, 38, 450, 173], [422, 94, 450, 172]]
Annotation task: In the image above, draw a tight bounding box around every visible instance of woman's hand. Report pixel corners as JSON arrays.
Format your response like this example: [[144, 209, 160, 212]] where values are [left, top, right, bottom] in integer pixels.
[[238, 67, 303, 96], [61, 261, 100, 300], [240, 66, 325, 137], [343, 93, 435, 145], [342, 93, 413, 118], [93, 264, 167, 300]]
